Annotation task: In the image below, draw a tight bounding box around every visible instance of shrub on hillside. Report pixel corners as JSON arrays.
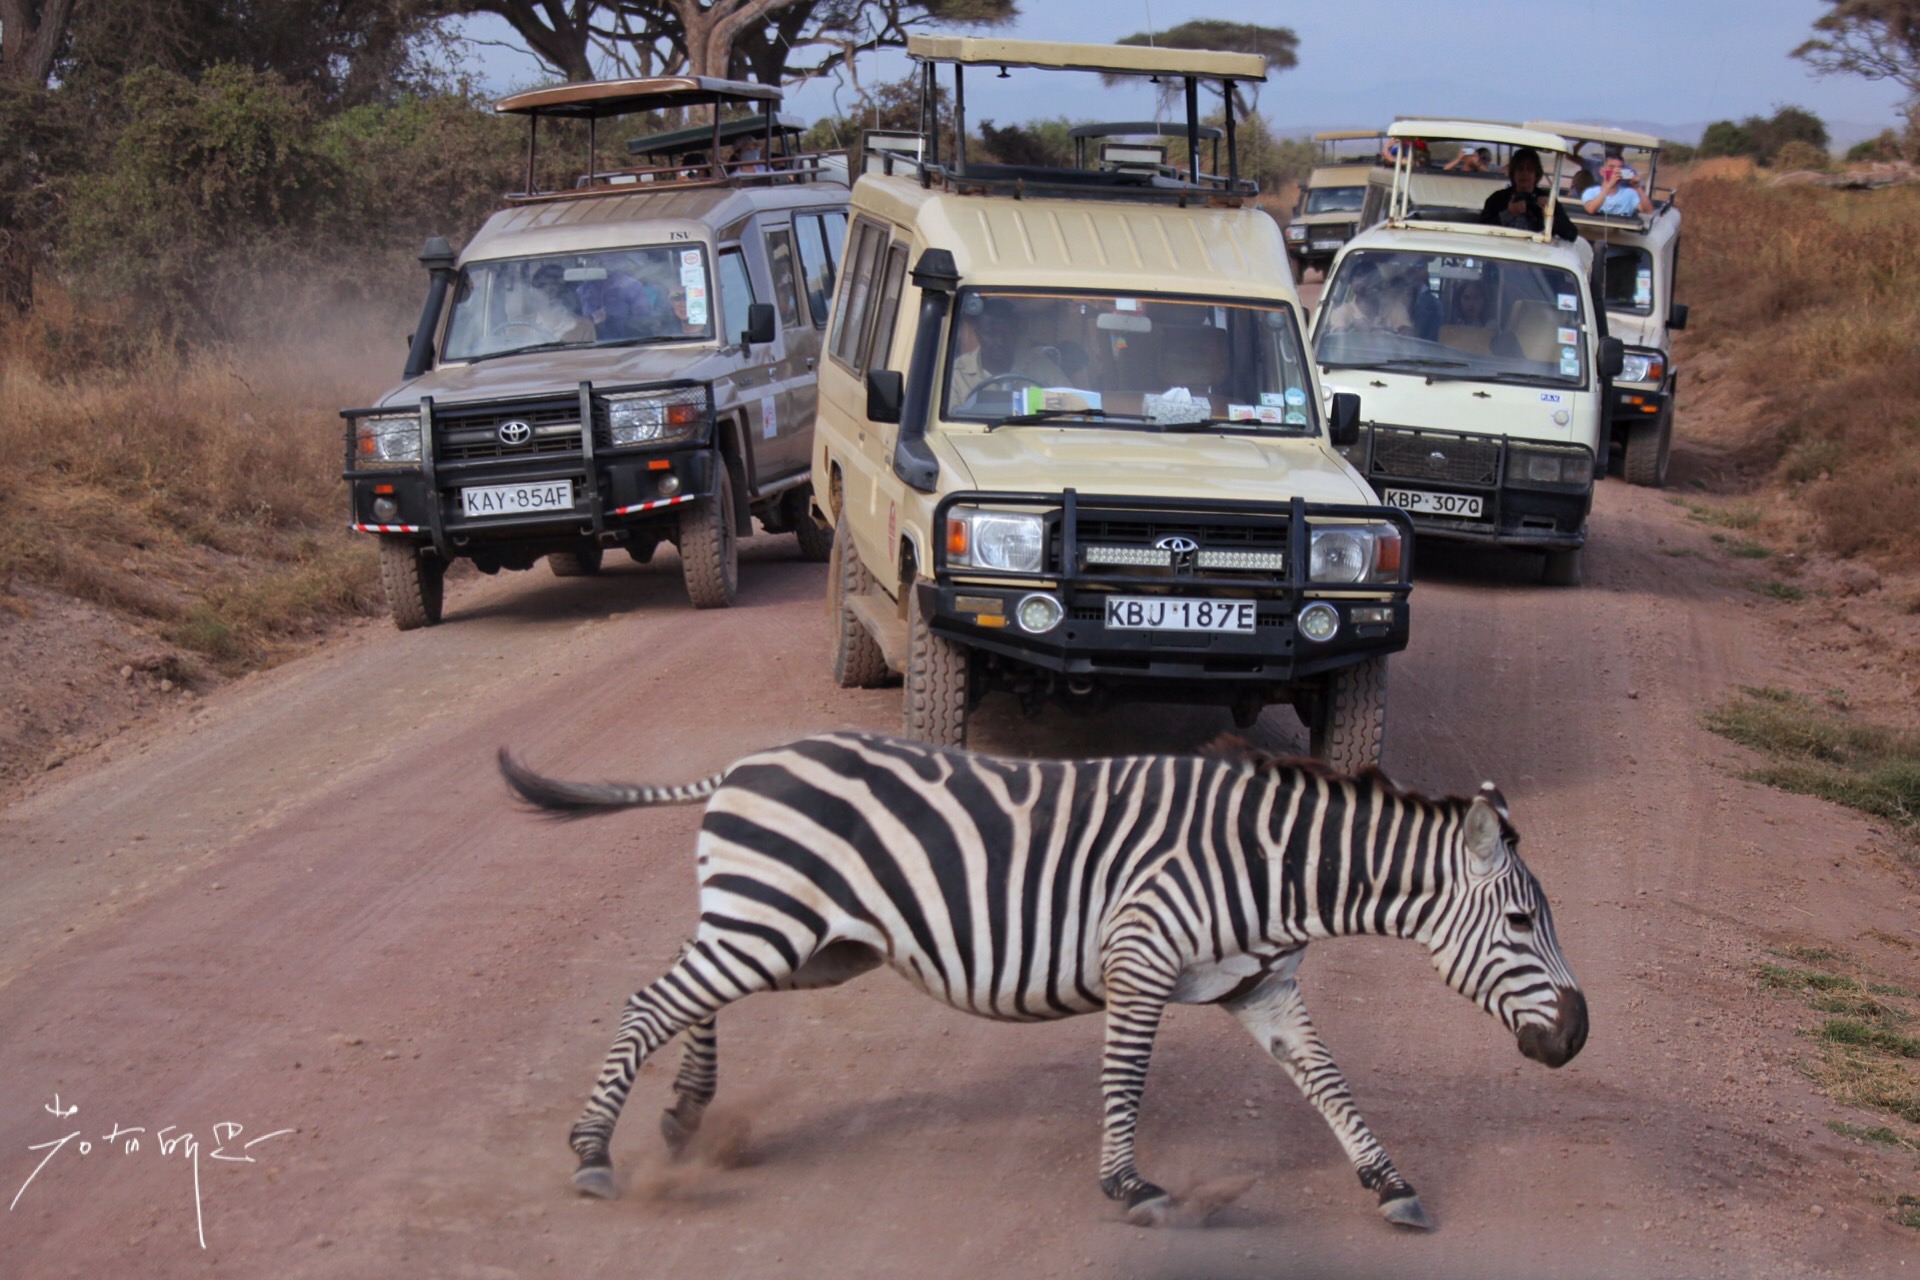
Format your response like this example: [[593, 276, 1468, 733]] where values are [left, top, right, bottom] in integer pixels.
[[1771, 139, 1831, 171]]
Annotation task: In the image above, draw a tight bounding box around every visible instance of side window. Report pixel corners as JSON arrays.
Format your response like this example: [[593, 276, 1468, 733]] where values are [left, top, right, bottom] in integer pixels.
[[763, 228, 802, 328], [865, 244, 909, 371], [717, 248, 756, 342], [794, 214, 834, 325], [829, 219, 886, 368]]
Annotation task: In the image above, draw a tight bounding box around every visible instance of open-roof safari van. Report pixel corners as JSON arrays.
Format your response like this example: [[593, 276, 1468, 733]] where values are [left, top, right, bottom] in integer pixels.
[[1528, 120, 1686, 487], [1312, 120, 1625, 587], [811, 35, 1412, 766], [341, 77, 848, 628], [1284, 131, 1384, 282]]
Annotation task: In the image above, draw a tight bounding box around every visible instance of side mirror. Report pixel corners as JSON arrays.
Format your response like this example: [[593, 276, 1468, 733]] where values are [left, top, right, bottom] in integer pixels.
[[1328, 391, 1361, 447], [741, 302, 776, 347], [866, 369, 904, 424], [1668, 302, 1688, 332], [1598, 336, 1625, 379]]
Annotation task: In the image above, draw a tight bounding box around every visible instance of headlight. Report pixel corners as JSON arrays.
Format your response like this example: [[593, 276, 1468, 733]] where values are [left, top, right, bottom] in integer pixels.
[[1618, 351, 1665, 384], [607, 387, 709, 446], [946, 508, 1045, 574], [1308, 523, 1403, 583], [354, 413, 421, 466], [1505, 447, 1593, 487], [1285, 226, 1309, 243]]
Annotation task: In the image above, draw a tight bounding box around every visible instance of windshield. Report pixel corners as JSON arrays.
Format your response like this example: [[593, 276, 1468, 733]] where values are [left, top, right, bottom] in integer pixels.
[[442, 245, 712, 362], [941, 290, 1319, 433], [1304, 185, 1365, 215], [1598, 244, 1654, 316], [1314, 249, 1590, 387]]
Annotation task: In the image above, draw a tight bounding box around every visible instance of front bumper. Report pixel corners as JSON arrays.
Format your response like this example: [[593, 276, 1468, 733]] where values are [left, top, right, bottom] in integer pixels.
[[927, 491, 1412, 689], [341, 383, 715, 556], [1609, 380, 1672, 430], [1346, 423, 1593, 551]]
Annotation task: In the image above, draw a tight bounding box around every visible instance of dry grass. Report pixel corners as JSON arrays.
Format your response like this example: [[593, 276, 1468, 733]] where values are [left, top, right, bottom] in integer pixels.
[[1675, 179, 1920, 568], [0, 287, 400, 669]]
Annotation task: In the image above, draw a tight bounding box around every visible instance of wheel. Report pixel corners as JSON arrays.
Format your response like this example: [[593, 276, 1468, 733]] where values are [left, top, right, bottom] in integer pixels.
[[379, 536, 444, 630], [1289, 254, 1306, 285], [903, 584, 968, 747], [1542, 547, 1584, 587], [790, 489, 833, 563], [679, 458, 738, 609], [829, 510, 889, 689], [1307, 656, 1388, 773], [547, 544, 604, 577], [1622, 407, 1672, 487]]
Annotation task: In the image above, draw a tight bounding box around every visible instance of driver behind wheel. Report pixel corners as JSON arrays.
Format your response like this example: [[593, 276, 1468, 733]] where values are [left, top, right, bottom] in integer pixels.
[[526, 263, 595, 344], [949, 297, 1069, 404]]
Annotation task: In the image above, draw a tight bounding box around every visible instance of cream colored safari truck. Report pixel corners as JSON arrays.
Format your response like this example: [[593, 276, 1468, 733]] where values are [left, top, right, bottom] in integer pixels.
[[1312, 120, 1624, 587], [1284, 130, 1384, 282], [1528, 120, 1686, 487], [809, 36, 1413, 764]]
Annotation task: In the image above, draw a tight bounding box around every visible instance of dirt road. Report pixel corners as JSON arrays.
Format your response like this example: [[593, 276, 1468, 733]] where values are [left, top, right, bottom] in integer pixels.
[[3, 478, 1916, 1279]]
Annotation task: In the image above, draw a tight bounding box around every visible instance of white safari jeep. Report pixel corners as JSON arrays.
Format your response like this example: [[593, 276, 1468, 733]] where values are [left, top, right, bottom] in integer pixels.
[[1313, 120, 1624, 587], [809, 36, 1412, 764], [341, 77, 848, 627], [1528, 120, 1686, 487]]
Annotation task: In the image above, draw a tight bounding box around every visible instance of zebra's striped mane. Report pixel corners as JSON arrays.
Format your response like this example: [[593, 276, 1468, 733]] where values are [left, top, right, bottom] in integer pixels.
[[1199, 733, 1463, 809]]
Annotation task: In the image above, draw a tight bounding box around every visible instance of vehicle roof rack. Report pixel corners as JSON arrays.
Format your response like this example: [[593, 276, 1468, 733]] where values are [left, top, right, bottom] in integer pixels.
[[1523, 119, 1664, 152], [1380, 120, 1570, 242], [873, 35, 1265, 205], [626, 112, 805, 158]]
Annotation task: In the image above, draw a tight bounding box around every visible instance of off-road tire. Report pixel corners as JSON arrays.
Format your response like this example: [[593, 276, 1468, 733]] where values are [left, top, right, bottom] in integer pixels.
[[1542, 547, 1584, 587], [379, 537, 445, 631], [1622, 408, 1672, 488], [829, 511, 889, 689], [679, 461, 738, 609], [547, 544, 604, 577], [1308, 656, 1388, 773], [791, 489, 834, 563], [903, 584, 968, 748]]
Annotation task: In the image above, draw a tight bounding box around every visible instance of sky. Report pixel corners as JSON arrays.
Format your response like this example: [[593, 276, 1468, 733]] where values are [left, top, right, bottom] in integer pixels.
[[450, 0, 1914, 146]]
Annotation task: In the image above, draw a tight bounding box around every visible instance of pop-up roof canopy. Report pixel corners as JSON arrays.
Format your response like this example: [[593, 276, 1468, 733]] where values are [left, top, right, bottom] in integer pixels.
[[1389, 118, 1570, 155], [1524, 120, 1664, 152], [905, 34, 1267, 82], [495, 75, 781, 120], [1067, 121, 1225, 141], [627, 112, 805, 158], [1314, 129, 1385, 143]]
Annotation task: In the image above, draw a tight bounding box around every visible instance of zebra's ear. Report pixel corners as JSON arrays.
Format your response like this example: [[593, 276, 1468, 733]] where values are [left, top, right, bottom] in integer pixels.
[[1464, 794, 1509, 878]]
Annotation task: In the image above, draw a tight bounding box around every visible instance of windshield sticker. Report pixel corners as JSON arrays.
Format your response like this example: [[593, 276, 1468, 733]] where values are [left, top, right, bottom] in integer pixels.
[[1284, 386, 1307, 406], [681, 249, 702, 269], [1556, 327, 1578, 345], [1114, 297, 1140, 312], [1020, 387, 1102, 414], [1556, 293, 1578, 311], [1144, 388, 1208, 424], [1260, 392, 1287, 407], [1635, 268, 1653, 308], [760, 395, 777, 438], [684, 284, 708, 326], [1559, 347, 1581, 377], [1284, 409, 1309, 425], [1538, 392, 1563, 403], [1229, 404, 1289, 424]]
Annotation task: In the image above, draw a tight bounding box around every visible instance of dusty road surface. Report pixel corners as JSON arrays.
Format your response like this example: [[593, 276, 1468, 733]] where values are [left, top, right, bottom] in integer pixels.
[[4, 479, 1917, 1280]]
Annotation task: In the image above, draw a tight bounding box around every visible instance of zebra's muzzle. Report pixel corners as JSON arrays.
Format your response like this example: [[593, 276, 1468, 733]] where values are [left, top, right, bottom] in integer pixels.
[[1516, 987, 1587, 1068]]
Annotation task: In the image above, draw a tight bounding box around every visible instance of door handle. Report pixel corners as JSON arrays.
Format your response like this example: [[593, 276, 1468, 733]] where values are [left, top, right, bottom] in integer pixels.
[[804, 356, 816, 369]]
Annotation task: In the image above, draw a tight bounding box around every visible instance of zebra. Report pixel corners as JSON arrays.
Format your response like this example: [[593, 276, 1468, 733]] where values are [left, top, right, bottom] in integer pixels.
[[499, 731, 1587, 1230]]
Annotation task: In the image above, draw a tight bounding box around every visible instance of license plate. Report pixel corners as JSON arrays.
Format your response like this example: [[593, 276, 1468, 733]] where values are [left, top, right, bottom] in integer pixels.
[[1311, 239, 1344, 252], [1104, 597, 1257, 633], [1381, 487, 1483, 519], [460, 480, 573, 518]]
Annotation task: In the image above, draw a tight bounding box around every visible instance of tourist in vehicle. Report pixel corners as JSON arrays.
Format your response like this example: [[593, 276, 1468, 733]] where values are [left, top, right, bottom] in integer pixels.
[[732, 136, 768, 175], [948, 301, 1069, 404], [527, 264, 595, 343], [667, 287, 705, 337], [1324, 259, 1414, 335], [1479, 147, 1577, 241], [578, 265, 664, 339], [1444, 146, 1491, 173], [1581, 151, 1653, 217], [1453, 278, 1494, 327]]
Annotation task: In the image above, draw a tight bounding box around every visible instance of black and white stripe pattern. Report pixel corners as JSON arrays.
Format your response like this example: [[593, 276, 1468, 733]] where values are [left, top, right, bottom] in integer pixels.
[[500, 732, 1587, 1229]]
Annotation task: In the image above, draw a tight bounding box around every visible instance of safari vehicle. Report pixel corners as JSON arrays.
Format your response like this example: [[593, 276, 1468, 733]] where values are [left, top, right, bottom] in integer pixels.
[[1312, 120, 1624, 587], [340, 77, 848, 628], [1284, 131, 1383, 282], [1353, 120, 1514, 231], [810, 36, 1413, 764], [1527, 120, 1686, 487]]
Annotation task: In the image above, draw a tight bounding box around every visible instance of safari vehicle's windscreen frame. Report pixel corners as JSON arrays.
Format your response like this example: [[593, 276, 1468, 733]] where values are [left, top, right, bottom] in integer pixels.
[[442, 245, 715, 362], [933, 287, 1321, 434]]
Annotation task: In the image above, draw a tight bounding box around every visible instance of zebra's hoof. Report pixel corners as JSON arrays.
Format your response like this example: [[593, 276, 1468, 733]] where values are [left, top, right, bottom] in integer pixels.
[[1125, 1192, 1175, 1228], [572, 1165, 619, 1200], [660, 1110, 693, 1160], [1380, 1192, 1432, 1231]]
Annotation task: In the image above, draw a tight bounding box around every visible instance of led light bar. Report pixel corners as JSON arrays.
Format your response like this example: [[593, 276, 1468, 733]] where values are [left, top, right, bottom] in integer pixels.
[[1196, 549, 1284, 571], [1084, 545, 1173, 567]]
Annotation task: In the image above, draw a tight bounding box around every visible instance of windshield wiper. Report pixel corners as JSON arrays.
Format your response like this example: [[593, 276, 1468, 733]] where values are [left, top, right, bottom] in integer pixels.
[[987, 408, 1115, 430], [466, 341, 584, 363], [1373, 358, 1471, 371], [1155, 417, 1306, 434]]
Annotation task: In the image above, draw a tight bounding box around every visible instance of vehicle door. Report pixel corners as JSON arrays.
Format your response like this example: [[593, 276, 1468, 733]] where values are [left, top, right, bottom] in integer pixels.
[[822, 215, 912, 580], [714, 242, 782, 488], [757, 221, 815, 479]]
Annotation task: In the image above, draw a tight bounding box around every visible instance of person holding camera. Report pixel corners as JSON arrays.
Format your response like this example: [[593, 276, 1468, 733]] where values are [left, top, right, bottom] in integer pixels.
[[1479, 147, 1576, 242], [1581, 151, 1653, 217]]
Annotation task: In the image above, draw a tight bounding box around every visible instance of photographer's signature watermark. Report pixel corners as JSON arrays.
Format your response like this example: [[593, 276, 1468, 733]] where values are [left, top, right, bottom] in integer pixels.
[[11, 1095, 292, 1248]]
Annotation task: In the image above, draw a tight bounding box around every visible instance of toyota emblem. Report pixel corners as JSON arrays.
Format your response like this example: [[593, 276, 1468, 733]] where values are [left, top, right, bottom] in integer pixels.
[[1426, 450, 1448, 471], [1154, 535, 1200, 554], [498, 419, 533, 446]]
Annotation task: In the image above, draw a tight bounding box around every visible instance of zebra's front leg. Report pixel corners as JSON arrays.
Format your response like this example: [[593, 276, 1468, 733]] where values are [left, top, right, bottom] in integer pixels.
[[660, 1017, 717, 1159], [1223, 972, 1433, 1231], [1097, 939, 1181, 1227]]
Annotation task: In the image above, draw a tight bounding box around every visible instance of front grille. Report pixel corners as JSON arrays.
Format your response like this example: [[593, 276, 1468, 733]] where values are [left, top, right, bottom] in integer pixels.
[[434, 401, 587, 462], [1369, 427, 1501, 486], [1069, 514, 1288, 582]]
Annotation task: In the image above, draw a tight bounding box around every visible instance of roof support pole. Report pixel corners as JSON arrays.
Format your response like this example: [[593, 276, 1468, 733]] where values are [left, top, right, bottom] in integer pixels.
[[1184, 76, 1200, 185], [524, 115, 538, 196], [923, 61, 938, 167], [953, 63, 967, 177], [1223, 85, 1238, 186]]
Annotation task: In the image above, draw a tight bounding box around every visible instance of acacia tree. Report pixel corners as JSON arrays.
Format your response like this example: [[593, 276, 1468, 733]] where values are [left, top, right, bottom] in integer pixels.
[[1793, 0, 1920, 98], [1104, 19, 1292, 116]]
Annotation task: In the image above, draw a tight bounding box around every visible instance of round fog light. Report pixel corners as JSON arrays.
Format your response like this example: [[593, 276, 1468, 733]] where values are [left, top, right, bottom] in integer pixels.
[[1016, 593, 1063, 634], [1296, 601, 1340, 643], [372, 497, 398, 521], [656, 473, 681, 496]]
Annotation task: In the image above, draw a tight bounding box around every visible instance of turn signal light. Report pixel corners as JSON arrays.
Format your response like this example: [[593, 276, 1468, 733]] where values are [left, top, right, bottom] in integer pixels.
[[946, 518, 969, 558], [1375, 530, 1402, 575]]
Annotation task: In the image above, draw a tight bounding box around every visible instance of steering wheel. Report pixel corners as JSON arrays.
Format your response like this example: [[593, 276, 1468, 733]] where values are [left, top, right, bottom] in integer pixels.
[[958, 374, 1043, 410], [488, 321, 549, 344]]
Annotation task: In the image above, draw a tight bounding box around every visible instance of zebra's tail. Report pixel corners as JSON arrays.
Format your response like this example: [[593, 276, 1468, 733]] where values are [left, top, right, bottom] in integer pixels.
[[498, 748, 726, 817]]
